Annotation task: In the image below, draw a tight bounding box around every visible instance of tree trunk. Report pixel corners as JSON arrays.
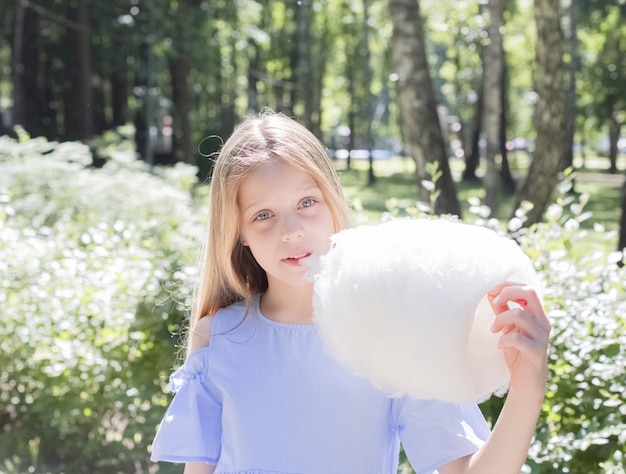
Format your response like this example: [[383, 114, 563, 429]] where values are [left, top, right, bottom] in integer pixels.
[[11, 0, 26, 128], [219, 3, 238, 139], [618, 176, 626, 255], [62, 0, 93, 141], [608, 117, 621, 173], [310, 6, 329, 139], [134, 37, 149, 163], [346, 50, 356, 171], [462, 82, 483, 182], [513, 0, 566, 226], [21, 6, 43, 136], [312, 39, 325, 139], [297, 0, 313, 129], [40, 55, 57, 138], [218, 62, 236, 142], [499, 106, 515, 194], [388, 0, 461, 217], [483, 0, 504, 215], [92, 74, 107, 134], [247, 40, 260, 115], [363, 0, 376, 186], [500, 57, 515, 194], [562, 0, 580, 171], [110, 35, 128, 127], [170, 57, 193, 164]]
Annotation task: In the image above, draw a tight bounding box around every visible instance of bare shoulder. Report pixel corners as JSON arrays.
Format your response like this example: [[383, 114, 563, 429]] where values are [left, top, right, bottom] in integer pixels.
[[188, 315, 215, 353]]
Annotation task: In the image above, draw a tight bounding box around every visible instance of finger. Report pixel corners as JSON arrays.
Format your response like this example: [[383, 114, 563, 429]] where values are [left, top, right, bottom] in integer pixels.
[[491, 308, 548, 337], [491, 308, 525, 333], [498, 330, 548, 355], [487, 281, 526, 297], [511, 299, 528, 310], [487, 281, 527, 314], [491, 285, 550, 330]]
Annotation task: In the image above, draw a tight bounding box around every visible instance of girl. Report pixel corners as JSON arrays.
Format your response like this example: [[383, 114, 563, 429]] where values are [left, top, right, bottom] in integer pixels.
[[151, 111, 551, 473]]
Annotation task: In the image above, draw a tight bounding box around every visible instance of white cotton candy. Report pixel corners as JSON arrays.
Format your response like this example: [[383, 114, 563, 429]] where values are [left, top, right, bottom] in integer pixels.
[[311, 217, 539, 403]]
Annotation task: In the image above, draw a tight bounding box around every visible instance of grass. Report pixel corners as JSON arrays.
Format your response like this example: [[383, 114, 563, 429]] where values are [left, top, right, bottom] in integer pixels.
[[335, 153, 625, 255]]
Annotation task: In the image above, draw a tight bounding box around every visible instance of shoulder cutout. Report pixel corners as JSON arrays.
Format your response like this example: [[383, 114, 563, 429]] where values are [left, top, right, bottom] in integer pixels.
[[189, 315, 214, 353]]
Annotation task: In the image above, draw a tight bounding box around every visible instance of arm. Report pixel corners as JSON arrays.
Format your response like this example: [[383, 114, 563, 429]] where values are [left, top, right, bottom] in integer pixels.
[[184, 463, 216, 474], [184, 315, 217, 473], [439, 282, 551, 474]]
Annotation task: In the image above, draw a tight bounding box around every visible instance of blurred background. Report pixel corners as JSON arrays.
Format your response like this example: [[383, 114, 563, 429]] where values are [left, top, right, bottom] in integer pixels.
[[1, 0, 625, 473]]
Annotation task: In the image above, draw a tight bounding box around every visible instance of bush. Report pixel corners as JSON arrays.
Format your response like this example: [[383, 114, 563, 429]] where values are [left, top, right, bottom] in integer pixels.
[[391, 179, 626, 474], [0, 132, 203, 473], [512, 192, 626, 474], [1, 134, 624, 473]]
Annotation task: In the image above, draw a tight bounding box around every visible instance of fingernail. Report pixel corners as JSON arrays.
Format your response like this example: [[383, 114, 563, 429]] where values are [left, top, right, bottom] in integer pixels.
[[493, 295, 501, 305]]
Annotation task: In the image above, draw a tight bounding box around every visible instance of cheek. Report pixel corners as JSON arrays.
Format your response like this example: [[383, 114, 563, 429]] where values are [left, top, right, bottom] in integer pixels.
[[319, 211, 337, 251], [241, 225, 272, 252]]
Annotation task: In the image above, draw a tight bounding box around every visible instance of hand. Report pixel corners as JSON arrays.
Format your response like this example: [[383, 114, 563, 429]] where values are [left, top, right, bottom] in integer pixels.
[[487, 282, 551, 399]]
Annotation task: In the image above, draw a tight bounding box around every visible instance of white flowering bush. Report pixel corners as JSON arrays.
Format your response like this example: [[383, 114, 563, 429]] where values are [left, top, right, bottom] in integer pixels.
[[0, 132, 204, 473], [1, 134, 624, 473]]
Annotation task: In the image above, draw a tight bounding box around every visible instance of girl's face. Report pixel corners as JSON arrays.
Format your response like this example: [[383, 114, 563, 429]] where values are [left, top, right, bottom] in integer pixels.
[[237, 159, 335, 289]]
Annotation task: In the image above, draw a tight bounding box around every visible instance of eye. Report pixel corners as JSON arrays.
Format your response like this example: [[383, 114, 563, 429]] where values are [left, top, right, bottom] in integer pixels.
[[301, 198, 316, 208], [254, 211, 272, 221]]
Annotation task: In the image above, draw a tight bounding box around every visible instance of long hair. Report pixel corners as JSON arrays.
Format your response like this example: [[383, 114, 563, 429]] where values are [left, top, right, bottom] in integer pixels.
[[190, 111, 354, 342]]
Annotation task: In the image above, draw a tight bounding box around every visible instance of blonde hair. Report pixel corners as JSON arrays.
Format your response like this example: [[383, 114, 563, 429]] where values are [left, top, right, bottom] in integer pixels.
[[190, 111, 353, 338]]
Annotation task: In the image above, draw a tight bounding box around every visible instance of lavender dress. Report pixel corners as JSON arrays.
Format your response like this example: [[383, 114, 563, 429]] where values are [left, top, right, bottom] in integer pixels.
[[151, 298, 490, 473]]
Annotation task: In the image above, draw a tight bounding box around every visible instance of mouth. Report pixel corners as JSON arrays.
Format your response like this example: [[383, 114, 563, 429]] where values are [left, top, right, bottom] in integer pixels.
[[284, 252, 312, 264]]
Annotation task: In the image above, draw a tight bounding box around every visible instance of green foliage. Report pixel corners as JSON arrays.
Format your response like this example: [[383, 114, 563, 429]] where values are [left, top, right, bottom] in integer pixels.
[[578, 4, 626, 142], [0, 133, 203, 473], [511, 186, 626, 474], [392, 174, 626, 473], [1, 137, 624, 473]]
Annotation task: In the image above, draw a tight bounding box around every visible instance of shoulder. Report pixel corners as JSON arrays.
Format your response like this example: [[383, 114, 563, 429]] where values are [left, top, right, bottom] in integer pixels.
[[189, 314, 215, 353], [188, 299, 251, 353]]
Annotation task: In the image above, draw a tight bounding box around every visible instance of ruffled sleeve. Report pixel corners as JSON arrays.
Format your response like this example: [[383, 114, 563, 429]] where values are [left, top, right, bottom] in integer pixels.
[[393, 398, 490, 474], [150, 346, 222, 464]]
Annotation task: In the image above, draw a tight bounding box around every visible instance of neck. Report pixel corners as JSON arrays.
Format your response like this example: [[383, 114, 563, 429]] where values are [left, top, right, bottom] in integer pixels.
[[260, 283, 314, 325]]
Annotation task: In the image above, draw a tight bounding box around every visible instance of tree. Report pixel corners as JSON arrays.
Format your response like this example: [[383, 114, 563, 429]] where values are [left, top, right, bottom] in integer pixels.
[[482, 0, 505, 215], [498, 59, 515, 194], [462, 79, 483, 183], [579, 4, 625, 173], [10, 0, 26, 130], [619, 180, 626, 254], [362, 0, 376, 185], [168, 0, 207, 164], [513, 0, 566, 226], [297, 0, 314, 129], [388, 0, 461, 216], [562, 0, 580, 171], [62, 0, 94, 141]]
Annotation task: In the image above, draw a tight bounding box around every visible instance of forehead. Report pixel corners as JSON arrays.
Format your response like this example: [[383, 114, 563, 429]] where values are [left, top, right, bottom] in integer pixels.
[[237, 160, 320, 210]]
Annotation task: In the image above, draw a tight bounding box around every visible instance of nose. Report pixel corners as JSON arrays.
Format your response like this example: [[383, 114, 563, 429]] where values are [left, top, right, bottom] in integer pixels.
[[281, 214, 304, 241]]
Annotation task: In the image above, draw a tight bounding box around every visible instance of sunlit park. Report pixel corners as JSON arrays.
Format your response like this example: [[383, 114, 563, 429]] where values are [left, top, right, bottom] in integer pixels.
[[1, 0, 625, 472]]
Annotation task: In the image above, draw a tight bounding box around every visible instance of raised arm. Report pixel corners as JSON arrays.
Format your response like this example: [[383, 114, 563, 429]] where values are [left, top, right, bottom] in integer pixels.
[[440, 282, 551, 474]]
